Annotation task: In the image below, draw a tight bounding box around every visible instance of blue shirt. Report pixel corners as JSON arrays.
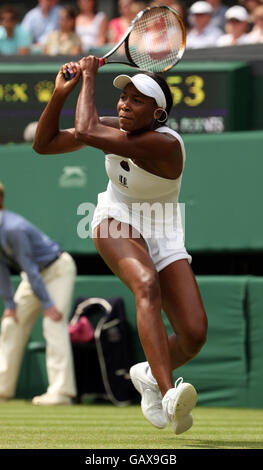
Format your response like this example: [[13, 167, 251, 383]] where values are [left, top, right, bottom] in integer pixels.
[[0, 210, 61, 310], [21, 5, 61, 44], [0, 24, 32, 55]]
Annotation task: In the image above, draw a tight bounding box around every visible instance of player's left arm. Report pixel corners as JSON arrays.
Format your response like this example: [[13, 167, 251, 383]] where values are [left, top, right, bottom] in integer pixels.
[[33, 62, 85, 155], [33, 60, 120, 155], [75, 56, 182, 172]]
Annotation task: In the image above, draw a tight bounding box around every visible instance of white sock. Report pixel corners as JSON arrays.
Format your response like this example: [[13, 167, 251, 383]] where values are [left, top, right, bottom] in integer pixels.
[[146, 363, 157, 384]]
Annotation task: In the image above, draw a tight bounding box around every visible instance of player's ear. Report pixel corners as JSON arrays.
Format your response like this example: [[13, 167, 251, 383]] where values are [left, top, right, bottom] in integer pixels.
[[153, 108, 163, 120], [153, 108, 168, 123]]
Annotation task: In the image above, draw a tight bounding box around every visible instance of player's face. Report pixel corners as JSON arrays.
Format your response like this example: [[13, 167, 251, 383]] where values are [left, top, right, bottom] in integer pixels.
[[117, 83, 157, 133]]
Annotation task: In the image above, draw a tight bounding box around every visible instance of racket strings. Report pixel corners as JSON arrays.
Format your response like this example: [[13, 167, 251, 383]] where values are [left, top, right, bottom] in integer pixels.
[[128, 8, 185, 72]]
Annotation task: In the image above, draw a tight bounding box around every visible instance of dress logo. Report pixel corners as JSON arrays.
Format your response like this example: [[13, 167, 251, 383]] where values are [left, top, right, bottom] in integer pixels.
[[119, 175, 128, 187]]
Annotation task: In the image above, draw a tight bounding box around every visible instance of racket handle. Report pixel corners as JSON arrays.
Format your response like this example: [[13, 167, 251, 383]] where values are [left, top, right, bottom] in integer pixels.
[[98, 58, 105, 68], [64, 57, 104, 79], [63, 69, 76, 80]]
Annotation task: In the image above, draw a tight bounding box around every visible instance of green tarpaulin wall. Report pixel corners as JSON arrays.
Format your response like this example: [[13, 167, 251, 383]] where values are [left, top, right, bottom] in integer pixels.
[[1, 131, 263, 253]]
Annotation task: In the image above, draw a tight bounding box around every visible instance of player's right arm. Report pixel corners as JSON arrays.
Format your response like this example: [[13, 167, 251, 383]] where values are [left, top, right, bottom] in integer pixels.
[[33, 62, 120, 155]]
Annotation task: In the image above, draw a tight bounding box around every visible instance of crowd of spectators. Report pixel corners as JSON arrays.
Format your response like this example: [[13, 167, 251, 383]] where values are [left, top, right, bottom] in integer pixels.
[[0, 0, 263, 56]]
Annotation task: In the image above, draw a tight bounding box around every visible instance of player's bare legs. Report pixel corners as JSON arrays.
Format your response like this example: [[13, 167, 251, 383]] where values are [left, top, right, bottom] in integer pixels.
[[159, 259, 208, 369], [93, 218, 173, 396]]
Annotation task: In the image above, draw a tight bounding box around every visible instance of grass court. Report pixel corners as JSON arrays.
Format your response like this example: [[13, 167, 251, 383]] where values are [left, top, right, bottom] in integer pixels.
[[0, 401, 262, 450]]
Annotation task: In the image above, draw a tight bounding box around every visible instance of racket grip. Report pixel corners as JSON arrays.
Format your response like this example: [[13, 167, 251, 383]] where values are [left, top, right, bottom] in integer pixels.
[[63, 68, 76, 80], [64, 58, 104, 78], [98, 58, 105, 68]]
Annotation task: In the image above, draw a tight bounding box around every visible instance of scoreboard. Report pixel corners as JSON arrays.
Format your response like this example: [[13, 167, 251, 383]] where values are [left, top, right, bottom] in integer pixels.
[[0, 61, 250, 143]]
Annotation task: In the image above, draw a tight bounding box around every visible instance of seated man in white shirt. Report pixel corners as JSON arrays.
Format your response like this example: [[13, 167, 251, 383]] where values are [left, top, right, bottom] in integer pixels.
[[186, 1, 222, 49], [217, 5, 250, 46]]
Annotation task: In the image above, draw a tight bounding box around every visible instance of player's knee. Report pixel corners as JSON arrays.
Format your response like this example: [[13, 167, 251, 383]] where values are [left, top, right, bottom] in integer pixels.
[[182, 315, 208, 358], [133, 270, 160, 306]]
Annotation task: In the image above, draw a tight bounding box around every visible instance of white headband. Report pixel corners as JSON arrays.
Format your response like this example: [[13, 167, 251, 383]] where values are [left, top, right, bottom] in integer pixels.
[[113, 73, 167, 110]]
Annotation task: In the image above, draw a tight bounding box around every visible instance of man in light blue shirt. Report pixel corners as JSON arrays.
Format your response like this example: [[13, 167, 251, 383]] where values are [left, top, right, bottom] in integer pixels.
[[0, 182, 76, 405], [0, 5, 32, 55], [0, 209, 62, 311], [21, 0, 61, 46]]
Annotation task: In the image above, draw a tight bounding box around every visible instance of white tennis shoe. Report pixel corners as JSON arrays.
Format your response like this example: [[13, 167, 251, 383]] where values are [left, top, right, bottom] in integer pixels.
[[162, 377, 197, 435], [129, 361, 167, 429]]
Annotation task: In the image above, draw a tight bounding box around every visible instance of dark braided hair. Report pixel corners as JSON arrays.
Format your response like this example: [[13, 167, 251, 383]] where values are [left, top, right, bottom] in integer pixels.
[[140, 71, 173, 127]]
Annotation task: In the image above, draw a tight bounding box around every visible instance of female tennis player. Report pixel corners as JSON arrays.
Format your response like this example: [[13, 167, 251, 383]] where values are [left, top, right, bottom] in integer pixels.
[[33, 56, 207, 435]]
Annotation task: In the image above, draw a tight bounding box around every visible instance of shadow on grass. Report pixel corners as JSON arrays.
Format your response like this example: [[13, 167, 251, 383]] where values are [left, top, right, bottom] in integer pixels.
[[179, 439, 263, 449]]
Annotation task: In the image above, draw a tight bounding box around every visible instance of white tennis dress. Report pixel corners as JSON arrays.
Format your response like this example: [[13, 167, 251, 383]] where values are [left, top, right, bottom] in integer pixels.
[[91, 126, 191, 271]]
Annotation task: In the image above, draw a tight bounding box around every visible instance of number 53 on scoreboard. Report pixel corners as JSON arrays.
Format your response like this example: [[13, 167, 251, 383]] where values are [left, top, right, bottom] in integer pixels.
[[167, 74, 205, 107]]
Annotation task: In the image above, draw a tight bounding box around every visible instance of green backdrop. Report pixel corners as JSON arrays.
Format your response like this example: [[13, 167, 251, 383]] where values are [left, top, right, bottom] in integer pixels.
[[0, 275, 262, 408], [1, 130, 263, 253]]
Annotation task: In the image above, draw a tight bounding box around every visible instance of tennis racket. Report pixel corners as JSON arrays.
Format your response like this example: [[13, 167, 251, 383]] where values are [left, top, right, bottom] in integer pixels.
[[64, 5, 186, 79]]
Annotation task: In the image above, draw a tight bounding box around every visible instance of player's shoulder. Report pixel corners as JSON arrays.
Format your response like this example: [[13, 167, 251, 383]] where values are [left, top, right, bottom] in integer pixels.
[[154, 126, 183, 141], [155, 126, 186, 160]]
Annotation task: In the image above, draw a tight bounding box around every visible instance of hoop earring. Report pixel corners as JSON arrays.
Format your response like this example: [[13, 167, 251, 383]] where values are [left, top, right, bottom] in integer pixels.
[[154, 108, 168, 123]]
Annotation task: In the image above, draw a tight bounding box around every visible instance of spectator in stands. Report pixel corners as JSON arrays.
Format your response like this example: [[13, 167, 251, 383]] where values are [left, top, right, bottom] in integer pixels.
[[206, 0, 228, 31], [21, 0, 61, 53], [43, 4, 82, 55], [150, 1, 190, 32], [243, 4, 263, 42], [150, 0, 180, 6], [238, 0, 262, 30], [0, 182, 77, 405], [171, 0, 190, 32], [108, 0, 145, 45], [75, 0, 108, 53], [239, 0, 262, 15], [217, 6, 250, 46], [186, 1, 222, 48], [0, 5, 32, 55]]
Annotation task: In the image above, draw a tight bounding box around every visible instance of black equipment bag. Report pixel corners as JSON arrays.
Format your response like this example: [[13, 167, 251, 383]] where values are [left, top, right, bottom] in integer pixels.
[[69, 296, 136, 406]]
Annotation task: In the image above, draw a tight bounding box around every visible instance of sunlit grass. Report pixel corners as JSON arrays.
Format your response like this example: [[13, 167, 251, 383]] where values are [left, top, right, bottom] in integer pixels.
[[0, 401, 262, 449]]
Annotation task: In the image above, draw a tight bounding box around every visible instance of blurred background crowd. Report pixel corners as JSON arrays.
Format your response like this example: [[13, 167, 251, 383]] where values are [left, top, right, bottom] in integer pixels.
[[1, 0, 263, 57]]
